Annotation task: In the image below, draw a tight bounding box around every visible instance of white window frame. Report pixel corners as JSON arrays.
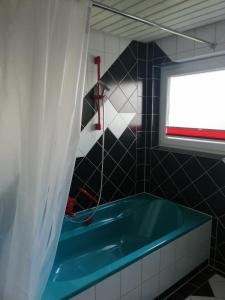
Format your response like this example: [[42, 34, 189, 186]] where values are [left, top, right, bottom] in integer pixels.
[[159, 55, 225, 156]]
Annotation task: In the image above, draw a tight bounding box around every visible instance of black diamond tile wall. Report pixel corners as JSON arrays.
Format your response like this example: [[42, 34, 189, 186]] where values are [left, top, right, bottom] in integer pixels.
[[70, 41, 149, 213], [70, 38, 225, 275], [144, 42, 225, 275]]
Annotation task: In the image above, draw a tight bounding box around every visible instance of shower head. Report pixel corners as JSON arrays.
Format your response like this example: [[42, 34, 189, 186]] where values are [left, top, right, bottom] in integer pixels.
[[98, 80, 110, 92]]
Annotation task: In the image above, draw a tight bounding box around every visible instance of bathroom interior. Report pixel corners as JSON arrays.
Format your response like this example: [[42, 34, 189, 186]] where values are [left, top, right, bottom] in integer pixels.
[[1, 1, 225, 300]]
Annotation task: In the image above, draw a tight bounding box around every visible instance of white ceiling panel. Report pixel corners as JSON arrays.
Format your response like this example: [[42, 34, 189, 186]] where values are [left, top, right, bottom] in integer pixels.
[[91, 0, 225, 41]]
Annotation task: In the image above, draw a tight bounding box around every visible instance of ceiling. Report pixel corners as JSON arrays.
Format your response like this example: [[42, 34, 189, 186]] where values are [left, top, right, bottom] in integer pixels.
[[91, 0, 225, 42]]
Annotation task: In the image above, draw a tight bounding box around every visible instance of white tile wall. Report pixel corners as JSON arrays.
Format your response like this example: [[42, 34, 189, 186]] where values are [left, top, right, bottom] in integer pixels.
[[121, 287, 141, 300], [156, 20, 225, 62], [141, 249, 160, 282], [85, 30, 131, 95], [141, 274, 159, 300], [70, 287, 95, 300], [121, 261, 141, 296], [96, 272, 120, 300], [71, 220, 211, 300], [160, 242, 176, 270]]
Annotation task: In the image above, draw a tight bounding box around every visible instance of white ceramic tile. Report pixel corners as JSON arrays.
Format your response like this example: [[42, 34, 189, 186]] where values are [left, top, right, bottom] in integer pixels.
[[177, 30, 195, 54], [142, 250, 160, 282], [161, 36, 177, 57], [89, 30, 105, 51], [141, 274, 159, 300], [194, 46, 213, 58], [120, 113, 136, 126], [76, 148, 84, 158], [119, 38, 130, 53], [209, 274, 225, 298], [121, 287, 141, 300], [187, 222, 211, 265], [215, 41, 225, 53], [105, 52, 118, 71], [216, 20, 225, 44], [85, 71, 96, 94], [78, 128, 96, 156], [159, 264, 176, 294], [194, 221, 212, 242], [70, 287, 95, 300], [195, 24, 215, 49], [96, 272, 120, 300], [175, 233, 189, 260], [160, 241, 176, 271], [101, 100, 118, 127], [175, 256, 193, 282], [176, 49, 195, 61], [105, 35, 120, 54], [109, 113, 127, 139], [121, 261, 141, 296]]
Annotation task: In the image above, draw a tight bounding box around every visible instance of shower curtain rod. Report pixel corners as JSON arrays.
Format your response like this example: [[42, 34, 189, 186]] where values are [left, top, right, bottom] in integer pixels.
[[92, 1, 216, 48]]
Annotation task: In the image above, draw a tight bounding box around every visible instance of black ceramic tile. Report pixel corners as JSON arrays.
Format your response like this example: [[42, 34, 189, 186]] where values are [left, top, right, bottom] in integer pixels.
[[182, 184, 203, 207], [128, 41, 138, 59], [183, 157, 204, 181], [119, 152, 135, 172], [109, 140, 126, 163], [171, 169, 190, 191], [207, 191, 225, 217], [81, 98, 95, 128], [98, 129, 116, 153], [101, 180, 117, 202], [119, 128, 136, 149], [119, 46, 136, 72], [119, 176, 135, 195], [71, 40, 225, 274], [160, 178, 178, 198], [197, 156, 219, 170], [74, 158, 96, 182], [109, 166, 127, 187], [138, 60, 147, 78], [138, 42, 147, 60], [137, 148, 145, 164], [161, 153, 180, 174], [173, 152, 191, 165], [86, 143, 103, 167], [129, 63, 138, 82], [102, 154, 116, 177], [194, 284, 215, 297], [194, 174, 218, 198], [108, 60, 127, 83], [208, 161, 225, 188]]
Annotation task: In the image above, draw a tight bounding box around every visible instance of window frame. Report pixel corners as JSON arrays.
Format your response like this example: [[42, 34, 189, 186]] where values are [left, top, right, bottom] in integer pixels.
[[159, 55, 225, 156]]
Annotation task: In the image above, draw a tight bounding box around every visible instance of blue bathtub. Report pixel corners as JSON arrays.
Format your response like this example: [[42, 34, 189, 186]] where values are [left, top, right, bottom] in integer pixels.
[[42, 193, 211, 300]]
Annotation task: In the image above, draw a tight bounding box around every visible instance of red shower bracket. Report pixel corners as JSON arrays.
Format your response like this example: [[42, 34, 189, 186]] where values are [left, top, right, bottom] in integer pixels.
[[94, 56, 102, 130], [79, 187, 98, 205]]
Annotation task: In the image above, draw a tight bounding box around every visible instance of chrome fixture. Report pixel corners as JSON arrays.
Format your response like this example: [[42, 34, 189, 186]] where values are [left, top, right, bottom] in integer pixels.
[[92, 1, 216, 49]]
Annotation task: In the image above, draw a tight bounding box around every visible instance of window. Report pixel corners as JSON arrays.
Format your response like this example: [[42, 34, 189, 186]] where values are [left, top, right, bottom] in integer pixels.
[[159, 56, 225, 155]]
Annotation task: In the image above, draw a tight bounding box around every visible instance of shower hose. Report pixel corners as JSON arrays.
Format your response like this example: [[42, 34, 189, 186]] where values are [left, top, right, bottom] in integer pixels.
[[68, 87, 106, 224]]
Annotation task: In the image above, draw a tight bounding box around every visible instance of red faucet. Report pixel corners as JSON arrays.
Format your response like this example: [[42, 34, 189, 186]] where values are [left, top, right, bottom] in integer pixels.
[[65, 197, 77, 217]]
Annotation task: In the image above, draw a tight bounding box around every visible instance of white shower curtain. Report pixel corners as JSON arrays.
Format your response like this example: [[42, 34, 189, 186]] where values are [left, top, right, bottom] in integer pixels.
[[0, 0, 91, 299]]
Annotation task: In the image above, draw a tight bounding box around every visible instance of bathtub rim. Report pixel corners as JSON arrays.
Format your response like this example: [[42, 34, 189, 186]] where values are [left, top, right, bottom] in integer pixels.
[[43, 193, 212, 300]]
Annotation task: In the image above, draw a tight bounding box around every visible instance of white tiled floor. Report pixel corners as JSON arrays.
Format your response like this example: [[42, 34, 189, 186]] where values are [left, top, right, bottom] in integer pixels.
[[209, 274, 225, 298], [185, 274, 225, 300]]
